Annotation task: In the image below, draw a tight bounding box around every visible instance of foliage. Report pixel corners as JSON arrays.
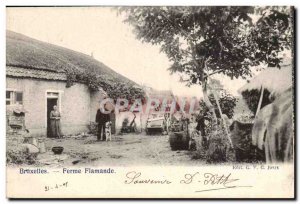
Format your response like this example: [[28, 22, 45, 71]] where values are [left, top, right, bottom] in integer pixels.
[[241, 89, 273, 115], [59, 50, 145, 101], [121, 6, 292, 120], [192, 116, 236, 163], [6, 149, 38, 165], [204, 122, 235, 163], [206, 130, 229, 163], [121, 6, 292, 85], [199, 91, 238, 119], [64, 67, 145, 101], [249, 7, 293, 67]]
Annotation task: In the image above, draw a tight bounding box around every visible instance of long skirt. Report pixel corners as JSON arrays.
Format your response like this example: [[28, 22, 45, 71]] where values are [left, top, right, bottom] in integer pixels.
[[50, 119, 62, 138]]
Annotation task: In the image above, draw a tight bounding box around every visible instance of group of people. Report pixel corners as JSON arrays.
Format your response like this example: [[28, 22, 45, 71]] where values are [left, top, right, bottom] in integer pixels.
[[49, 105, 111, 141]]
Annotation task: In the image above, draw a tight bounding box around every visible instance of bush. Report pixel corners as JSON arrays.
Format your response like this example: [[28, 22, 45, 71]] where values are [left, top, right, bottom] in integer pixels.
[[192, 115, 235, 163], [206, 128, 235, 163], [7, 149, 38, 165]]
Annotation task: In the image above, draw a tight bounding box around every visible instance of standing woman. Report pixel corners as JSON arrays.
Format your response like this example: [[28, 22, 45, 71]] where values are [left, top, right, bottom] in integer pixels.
[[50, 105, 62, 138]]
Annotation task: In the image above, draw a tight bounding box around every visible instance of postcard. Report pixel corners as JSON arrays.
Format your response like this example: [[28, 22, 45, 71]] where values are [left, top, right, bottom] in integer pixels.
[[6, 6, 295, 199]]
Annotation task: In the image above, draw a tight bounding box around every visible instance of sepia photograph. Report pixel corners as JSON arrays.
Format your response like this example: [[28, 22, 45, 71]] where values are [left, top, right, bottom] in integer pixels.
[[5, 5, 295, 199]]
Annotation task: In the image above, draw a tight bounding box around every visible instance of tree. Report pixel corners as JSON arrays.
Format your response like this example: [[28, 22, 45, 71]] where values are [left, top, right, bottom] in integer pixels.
[[199, 92, 237, 119], [120, 6, 292, 122], [198, 89, 237, 142]]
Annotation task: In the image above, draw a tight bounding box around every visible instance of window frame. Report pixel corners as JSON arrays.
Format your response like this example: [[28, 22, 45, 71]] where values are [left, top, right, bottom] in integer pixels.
[[6, 90, 14, 105], [14, 91, 23, 105], [6, 89, 23, 106]]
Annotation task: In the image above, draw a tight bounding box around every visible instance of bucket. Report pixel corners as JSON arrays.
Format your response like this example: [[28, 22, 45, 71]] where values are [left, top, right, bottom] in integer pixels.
[[37, 138, 46, 153]]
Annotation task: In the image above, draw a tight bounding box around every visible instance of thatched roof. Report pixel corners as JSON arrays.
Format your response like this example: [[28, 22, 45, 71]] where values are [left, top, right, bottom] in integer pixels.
[[238, 63, 293, 95], [6, 30, 142, 96], [233, 96, 253, 116], [6, 66, 67, 81]]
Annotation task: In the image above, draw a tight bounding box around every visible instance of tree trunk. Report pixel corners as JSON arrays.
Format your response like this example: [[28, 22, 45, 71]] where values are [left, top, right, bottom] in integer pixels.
[[212, 91, 233, 148], [201, 78, 217, 125]]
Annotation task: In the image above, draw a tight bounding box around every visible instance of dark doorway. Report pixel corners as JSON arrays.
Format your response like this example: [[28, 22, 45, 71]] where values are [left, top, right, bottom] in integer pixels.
[[47, 98, 58, 137]]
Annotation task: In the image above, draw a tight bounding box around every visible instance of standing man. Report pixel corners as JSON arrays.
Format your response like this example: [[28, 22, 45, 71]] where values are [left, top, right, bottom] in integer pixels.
[[96, 106, 110, 141]]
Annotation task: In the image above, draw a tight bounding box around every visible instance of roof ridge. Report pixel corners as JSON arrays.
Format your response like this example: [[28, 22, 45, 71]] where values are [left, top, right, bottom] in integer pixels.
[[6, 64, 66, 73]]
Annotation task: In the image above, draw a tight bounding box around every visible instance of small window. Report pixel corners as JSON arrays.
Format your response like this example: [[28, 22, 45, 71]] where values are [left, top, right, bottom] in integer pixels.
[[6, 91, 11, 99], [6, 90, 23, 105], [6, 91, 13, 105], [15, 92, 23, 105]]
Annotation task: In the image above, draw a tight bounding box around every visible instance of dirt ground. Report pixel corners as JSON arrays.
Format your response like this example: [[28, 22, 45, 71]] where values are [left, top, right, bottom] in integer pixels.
[[38, 133, 205, 167]]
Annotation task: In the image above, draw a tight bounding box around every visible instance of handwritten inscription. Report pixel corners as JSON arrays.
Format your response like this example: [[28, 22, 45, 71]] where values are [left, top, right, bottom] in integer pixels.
[[45, 182, 68, 192], [125, 171, 172, 184], [124, 171, 252, 192], [18, 166, 269, 193], [180, 172, 252, 192]]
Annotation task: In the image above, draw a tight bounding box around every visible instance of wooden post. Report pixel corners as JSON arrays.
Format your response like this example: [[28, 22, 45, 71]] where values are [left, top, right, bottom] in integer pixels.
[[255, 86, 265, 117]]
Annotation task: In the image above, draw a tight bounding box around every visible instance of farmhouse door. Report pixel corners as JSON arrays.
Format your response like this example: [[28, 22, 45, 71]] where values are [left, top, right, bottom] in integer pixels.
[[47, 98, 58, 138]]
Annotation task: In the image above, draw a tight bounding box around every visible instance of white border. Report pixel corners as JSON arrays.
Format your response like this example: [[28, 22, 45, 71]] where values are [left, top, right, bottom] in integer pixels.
[[0, 1, 298, 203]]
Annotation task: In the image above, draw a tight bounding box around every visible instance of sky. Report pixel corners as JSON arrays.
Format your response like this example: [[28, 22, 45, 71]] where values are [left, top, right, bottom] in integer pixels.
[[6, 7, 251, 98]]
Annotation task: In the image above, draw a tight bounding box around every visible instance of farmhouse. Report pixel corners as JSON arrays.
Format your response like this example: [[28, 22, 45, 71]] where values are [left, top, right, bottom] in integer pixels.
[[6, 30, 142, 137]]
